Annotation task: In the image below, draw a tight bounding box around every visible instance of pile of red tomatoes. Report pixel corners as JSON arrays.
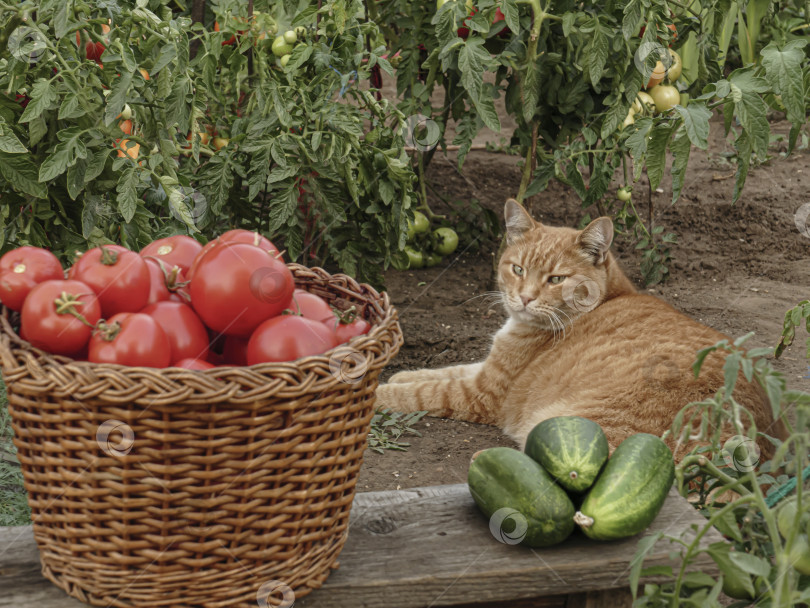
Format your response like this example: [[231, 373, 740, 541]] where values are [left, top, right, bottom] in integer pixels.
[[0, 231, 370, 369]]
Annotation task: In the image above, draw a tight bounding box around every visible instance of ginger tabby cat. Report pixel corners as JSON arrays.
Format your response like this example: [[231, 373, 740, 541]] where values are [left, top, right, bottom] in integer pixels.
[[376, 199, 784, 458]]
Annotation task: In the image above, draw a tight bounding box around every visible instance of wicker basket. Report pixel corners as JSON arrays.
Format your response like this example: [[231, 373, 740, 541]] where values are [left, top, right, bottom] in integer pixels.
[[0, 264, 402, 608]]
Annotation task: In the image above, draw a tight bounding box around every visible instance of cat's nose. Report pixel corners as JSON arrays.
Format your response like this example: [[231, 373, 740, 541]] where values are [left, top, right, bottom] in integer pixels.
[[520, 294, 533, 306]]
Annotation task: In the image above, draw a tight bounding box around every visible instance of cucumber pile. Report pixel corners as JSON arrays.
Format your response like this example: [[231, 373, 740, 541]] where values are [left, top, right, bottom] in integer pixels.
[[467, 416, 675, 548]]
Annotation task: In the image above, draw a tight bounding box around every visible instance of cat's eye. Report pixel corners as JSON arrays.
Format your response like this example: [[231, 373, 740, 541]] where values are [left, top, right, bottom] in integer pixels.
[[548, 275, 565, 284], [512, 264, 524, 276]]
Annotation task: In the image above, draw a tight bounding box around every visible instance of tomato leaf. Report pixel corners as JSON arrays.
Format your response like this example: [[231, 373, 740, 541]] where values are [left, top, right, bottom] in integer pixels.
[[646, 125, 672, 191], [600, 100, 628, 140], [83, 147, 109, 186], [629, 531, 663, 598], [0, 151, 48, 198], [197, 154, 234, 216], [164, 74, 191, 134], [473, 86, 500, 132], [583, 18, 609, 85], [39, 127, 87, 182], [458, 39, 490, 102], [267, 182, 298, 232], [728, 550, 772, 578], [0, 119, 27, 153], [621, 1, 643, 41], [19, 79, 58, 123], [673, 103, 711, 150], [59, 92, 88, 120], [104, 71, 134, 126], [53, 1, 71, 40], [501, 0, 520, 34], [66, 157, 86, 200], [732, 131, 752, 203], [760, 39, 808, 128], [116, 166, 139, 223], [670, 128, 691, 204]]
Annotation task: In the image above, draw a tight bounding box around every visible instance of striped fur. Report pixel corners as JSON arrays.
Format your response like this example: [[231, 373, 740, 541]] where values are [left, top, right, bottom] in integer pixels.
[[376, 200, 786, 459]]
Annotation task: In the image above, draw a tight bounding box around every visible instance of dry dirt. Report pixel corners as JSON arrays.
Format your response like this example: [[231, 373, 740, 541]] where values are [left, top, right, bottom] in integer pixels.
[[357, 116, 810, 492]]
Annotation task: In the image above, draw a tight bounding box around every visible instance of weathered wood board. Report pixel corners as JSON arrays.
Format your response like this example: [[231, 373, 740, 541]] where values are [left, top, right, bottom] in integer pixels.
[[0, 484, 722, 608]]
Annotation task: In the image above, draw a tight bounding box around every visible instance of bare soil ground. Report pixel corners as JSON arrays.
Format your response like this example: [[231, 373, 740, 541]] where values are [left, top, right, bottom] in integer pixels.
[[357, 116, 810, 492]]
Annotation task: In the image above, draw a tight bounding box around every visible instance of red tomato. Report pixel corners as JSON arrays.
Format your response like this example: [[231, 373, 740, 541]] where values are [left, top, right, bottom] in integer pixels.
[[0, 246, 64, 311], [141, 301, 210, 363], [21, 280, 101, 356], [143, 258, 189, 305], [67, 244, 128, 279], [70, 246, 150, 316], [190, 243, 294, 337], [140, 235, 202, 274], [287, 289, 334, 322], [173, 358, 215, 370], [247, 315, 338, 364], [88, 312, 171, 367], [331, 316, 372, 345], [222, 336, 249, 366], [186, 230, 281, 281]]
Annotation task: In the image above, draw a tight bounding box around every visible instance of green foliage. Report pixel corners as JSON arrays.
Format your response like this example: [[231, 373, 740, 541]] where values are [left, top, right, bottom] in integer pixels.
[[367, 408, 427, 453], [775, 300, 810, 359], [631, 334, 810, 606], [375, 0, 810, 284], [0, 0, 418, 285], [0, 377, 31, 527]]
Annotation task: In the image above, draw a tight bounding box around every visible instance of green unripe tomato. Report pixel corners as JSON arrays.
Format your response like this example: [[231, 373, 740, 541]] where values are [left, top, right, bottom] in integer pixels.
[[433, 227, 459, 256], [272, 35, 293, 57], [621, 108, 635, 130], [119, 103, 132, 121], [425, 253, 443, 267], [777, 497, 810, 539], [283, 29, 297, 44], [411, 210, 430, 235], [294, 26, 306, 37], [280, 54, 291, 67], [404, 246, 424, 269], [617, 187, 632, 202], [789, 534, 810, 575]]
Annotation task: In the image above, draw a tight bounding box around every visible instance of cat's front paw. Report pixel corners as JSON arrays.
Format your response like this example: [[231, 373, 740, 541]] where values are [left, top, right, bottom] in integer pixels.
[[386, 370, 423, 384]]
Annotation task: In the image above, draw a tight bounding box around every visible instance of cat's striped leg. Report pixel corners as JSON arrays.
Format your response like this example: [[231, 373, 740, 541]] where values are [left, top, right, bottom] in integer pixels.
[[386, 362, 483, 384], [375, 375, 497, 424]]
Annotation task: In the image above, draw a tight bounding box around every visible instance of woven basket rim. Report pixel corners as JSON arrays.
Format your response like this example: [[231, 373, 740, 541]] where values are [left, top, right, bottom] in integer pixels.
[[0, 263, 402, 405]]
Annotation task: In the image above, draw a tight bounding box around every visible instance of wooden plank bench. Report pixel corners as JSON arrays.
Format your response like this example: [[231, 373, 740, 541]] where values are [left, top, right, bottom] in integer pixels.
[[0, 484, 722, 608]]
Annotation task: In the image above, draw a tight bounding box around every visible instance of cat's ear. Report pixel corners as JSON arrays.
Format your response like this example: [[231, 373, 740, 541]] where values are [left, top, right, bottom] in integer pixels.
[[504, 199, 535, 244], [578, 217, 614, 265]]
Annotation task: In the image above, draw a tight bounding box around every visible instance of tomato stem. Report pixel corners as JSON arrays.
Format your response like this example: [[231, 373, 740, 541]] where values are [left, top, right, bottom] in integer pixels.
[[333, 305, 359, 325], [94, 319, 121, 342], [53, 292, 97, 328], [99, 245, 119, 265]]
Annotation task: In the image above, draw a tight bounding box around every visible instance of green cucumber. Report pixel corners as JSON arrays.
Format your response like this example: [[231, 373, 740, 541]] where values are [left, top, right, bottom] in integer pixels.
[[574, 433, 674, 541], [468, 447, 575, 548], [525, 416, 608, 493]]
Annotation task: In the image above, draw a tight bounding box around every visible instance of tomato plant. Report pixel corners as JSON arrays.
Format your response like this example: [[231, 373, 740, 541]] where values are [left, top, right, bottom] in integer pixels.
[[0, 0, 418, 286], [375, 0, 810, 284]]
